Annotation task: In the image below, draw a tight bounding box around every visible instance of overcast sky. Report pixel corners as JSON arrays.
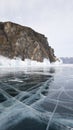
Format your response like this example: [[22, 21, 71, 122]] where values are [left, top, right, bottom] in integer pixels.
[[0, 0, 73, 57]]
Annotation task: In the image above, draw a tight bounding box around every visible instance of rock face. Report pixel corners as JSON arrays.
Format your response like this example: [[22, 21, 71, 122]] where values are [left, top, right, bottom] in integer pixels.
[[0, 21, 57, 62]]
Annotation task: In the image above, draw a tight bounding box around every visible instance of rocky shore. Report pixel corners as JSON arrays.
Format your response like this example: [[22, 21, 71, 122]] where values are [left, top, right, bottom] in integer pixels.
[[0, 21, 57, 62]]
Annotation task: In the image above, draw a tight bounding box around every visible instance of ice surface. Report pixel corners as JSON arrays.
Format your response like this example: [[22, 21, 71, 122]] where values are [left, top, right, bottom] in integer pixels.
[[0, 63, 73, 130]]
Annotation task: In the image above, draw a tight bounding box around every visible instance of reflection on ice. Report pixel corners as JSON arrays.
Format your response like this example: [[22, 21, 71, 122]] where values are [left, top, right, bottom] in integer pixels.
[[0, 66, 73, 130]]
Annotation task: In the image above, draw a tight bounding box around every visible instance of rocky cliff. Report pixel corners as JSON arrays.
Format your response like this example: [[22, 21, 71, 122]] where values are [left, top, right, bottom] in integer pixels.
[[0, 21, 57, 62]]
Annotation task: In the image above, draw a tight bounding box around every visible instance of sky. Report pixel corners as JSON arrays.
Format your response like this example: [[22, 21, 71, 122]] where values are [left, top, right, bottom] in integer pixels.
[[0, 0, 73, 57]]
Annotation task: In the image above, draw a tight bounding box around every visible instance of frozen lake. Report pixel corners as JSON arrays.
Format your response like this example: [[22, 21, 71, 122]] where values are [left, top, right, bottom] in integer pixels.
[[0, 65, 73, 130]]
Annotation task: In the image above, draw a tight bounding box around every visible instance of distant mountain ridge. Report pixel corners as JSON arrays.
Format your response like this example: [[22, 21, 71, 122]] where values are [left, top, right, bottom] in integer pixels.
[[60, 57, 73, 64], [0, 21, 57, 62]]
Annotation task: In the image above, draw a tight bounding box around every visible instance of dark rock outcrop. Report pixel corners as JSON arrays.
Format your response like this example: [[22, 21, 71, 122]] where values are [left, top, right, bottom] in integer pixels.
[[0, 21, 57, 62]]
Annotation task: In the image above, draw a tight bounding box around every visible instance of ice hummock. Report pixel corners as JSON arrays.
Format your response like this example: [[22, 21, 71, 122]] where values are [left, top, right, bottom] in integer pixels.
[[0, 55, 62, 68]]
